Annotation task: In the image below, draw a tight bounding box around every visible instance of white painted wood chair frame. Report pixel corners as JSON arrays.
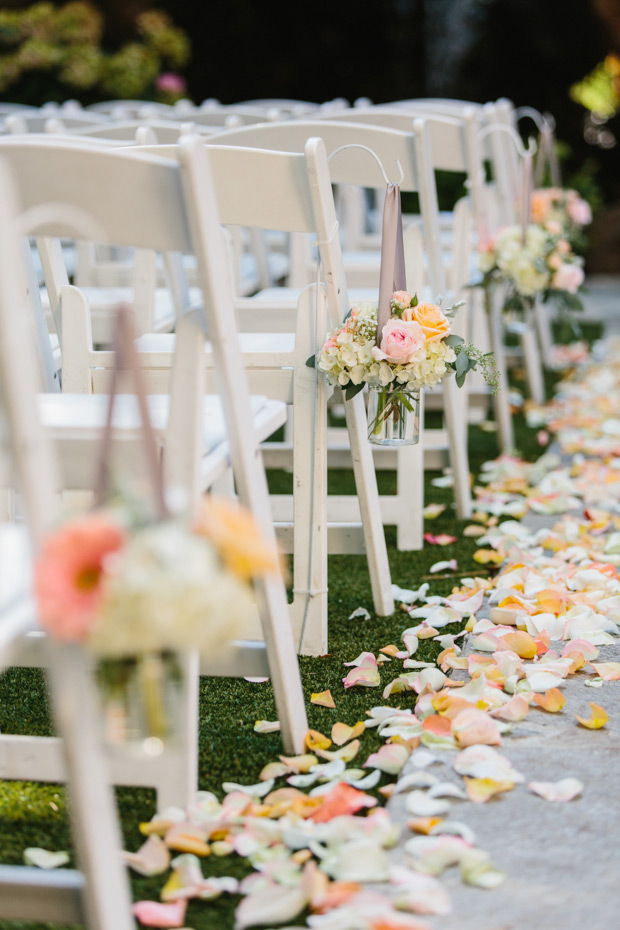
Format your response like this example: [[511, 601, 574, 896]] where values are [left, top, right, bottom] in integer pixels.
[[0, 158, 134, 928]]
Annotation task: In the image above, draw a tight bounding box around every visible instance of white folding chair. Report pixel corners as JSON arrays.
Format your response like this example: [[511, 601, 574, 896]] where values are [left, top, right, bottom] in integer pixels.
[[96, 134, 396, 651], [0, 136, 308, 789], [0, 158, 134, 929]]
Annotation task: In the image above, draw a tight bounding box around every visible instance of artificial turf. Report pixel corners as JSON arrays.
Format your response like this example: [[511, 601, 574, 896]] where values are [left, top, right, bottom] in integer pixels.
[[0, 322, 600, 930]]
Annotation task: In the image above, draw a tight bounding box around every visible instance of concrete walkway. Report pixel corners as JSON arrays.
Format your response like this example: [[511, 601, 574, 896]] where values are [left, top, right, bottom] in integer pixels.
[[387, 276, 620, 930]]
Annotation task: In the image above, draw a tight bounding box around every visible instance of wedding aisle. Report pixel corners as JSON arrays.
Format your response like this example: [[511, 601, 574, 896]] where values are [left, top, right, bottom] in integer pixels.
[[1, 284, 618, 928]]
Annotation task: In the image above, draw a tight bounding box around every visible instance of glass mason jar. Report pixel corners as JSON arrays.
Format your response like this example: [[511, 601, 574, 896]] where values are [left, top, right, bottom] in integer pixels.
[[367, 385, 421, 446], [96, 651, 183, 756]]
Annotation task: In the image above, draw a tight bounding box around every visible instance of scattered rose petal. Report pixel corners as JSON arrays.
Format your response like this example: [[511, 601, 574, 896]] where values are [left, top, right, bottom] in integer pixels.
[[23, 848, 69, 869], [348, 606, 371, 620], [221, 779, 274, 799], [463, 525, 486, 537], [309, 782, 378, 822], [430, 560, 458, 574], [253, 720, 280, 733], [316, 740, 361, 764], [533, 688, 566, 713], [305, 729, 332, 751], [365, 743, 411, 775], [234, 880, 307, 930], [343, 666, 381, 689], [331, 721, 366, 746], [424, 534, 457, 546], [406, 791, 452, 817], [451, 708, 502, 748], [576, 702, 609, 729], [132, 900, 187, 928], [122, 835, 170, 877], [473, 549, 504, 565], [423, 503, 446, 519], [529, 778, 583, 802], [311, 690, 336, 708], [464, 778, 514, 803], [279, 753, 318, 773], [590, 662, 620, 681]]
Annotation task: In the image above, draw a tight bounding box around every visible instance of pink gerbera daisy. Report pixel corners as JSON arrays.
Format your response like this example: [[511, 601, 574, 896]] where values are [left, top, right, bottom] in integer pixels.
[[34, 514, 126, 642]]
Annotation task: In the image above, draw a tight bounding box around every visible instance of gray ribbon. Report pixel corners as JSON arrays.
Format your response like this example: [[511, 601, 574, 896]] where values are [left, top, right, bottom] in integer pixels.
[[377, 183, 407, 335], [94, 305, 168, 520]]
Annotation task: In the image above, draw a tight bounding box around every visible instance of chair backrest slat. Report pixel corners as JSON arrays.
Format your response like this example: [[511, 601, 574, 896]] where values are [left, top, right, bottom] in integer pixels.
[[0, 138, 193, 254]]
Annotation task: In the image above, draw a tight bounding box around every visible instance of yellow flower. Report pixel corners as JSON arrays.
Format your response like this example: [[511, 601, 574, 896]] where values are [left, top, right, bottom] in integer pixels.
[[402, 302, 451, 343], [194, 496, 283, 580]]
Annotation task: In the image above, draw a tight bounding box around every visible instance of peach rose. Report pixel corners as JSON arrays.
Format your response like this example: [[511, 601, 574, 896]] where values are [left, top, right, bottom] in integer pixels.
[[530, 189, 555, 224], [372, 317, 425, 364], [402, 302, 451, 342]]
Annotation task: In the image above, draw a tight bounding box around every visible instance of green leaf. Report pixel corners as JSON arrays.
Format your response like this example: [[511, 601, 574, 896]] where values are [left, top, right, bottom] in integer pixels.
[[455, 348, 470, 378], [411, 293, 418, 307], [344, 381, 365, 401], [305, 354, 316, 368], [445, 334, 465, 348]]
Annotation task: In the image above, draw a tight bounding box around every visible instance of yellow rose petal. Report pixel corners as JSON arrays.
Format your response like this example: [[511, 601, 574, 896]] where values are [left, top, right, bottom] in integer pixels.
[[311, 690, 336, 709], [576, 702, 609, 729]]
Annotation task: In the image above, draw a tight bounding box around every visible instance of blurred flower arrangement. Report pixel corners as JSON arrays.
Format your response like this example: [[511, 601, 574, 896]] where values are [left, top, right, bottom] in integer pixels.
[[530, 187, 592, 252], [35, 495, 278, 657], [0, 2, 190, 105], [478, 224, 585, 318], [34, 496, 280, 747]]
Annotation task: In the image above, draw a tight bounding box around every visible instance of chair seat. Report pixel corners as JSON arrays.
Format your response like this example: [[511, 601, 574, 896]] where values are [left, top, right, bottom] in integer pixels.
[[37, 393, 286, 489], [38, 392, 276, 443], [41, 286, 199, 341], [135, 331, 296, 367]]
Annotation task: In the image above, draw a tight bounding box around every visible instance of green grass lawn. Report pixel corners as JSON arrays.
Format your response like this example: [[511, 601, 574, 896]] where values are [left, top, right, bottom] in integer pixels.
[[0, 322, 600, 930]]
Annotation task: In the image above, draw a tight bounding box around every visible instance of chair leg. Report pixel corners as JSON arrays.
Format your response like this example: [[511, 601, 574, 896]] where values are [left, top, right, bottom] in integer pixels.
[[291, 289, 328, 657], [520, 322, 546, 405], [152, 651, 199, 810], [46, 643, 134, 930], [443, 376, 472, 520], [344, 392, 394, 617], [534, 296, 555, 361], [487, 287, 515, 453]]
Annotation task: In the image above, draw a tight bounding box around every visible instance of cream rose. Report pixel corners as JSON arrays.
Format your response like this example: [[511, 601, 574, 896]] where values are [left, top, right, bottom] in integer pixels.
[[402, 302, 451, 342], [372, 318, 425, 364]]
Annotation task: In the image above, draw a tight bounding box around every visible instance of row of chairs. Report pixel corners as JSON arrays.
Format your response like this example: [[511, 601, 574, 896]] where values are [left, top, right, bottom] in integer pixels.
[[0, 94, 558, 925]]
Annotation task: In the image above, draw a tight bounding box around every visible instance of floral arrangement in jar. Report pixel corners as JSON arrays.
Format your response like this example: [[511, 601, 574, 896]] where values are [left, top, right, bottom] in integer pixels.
[[314, 292, 498, 445], [34, 496, 281, 749], [478, 224, 585, 318]]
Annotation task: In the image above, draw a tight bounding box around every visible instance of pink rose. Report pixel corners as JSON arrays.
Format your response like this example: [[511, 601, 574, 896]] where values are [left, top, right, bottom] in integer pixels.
[[391, 290, 414, 311], [372, 317, 425, 364], [567, 196, 592, 227], [551, 263, 584, 294]]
